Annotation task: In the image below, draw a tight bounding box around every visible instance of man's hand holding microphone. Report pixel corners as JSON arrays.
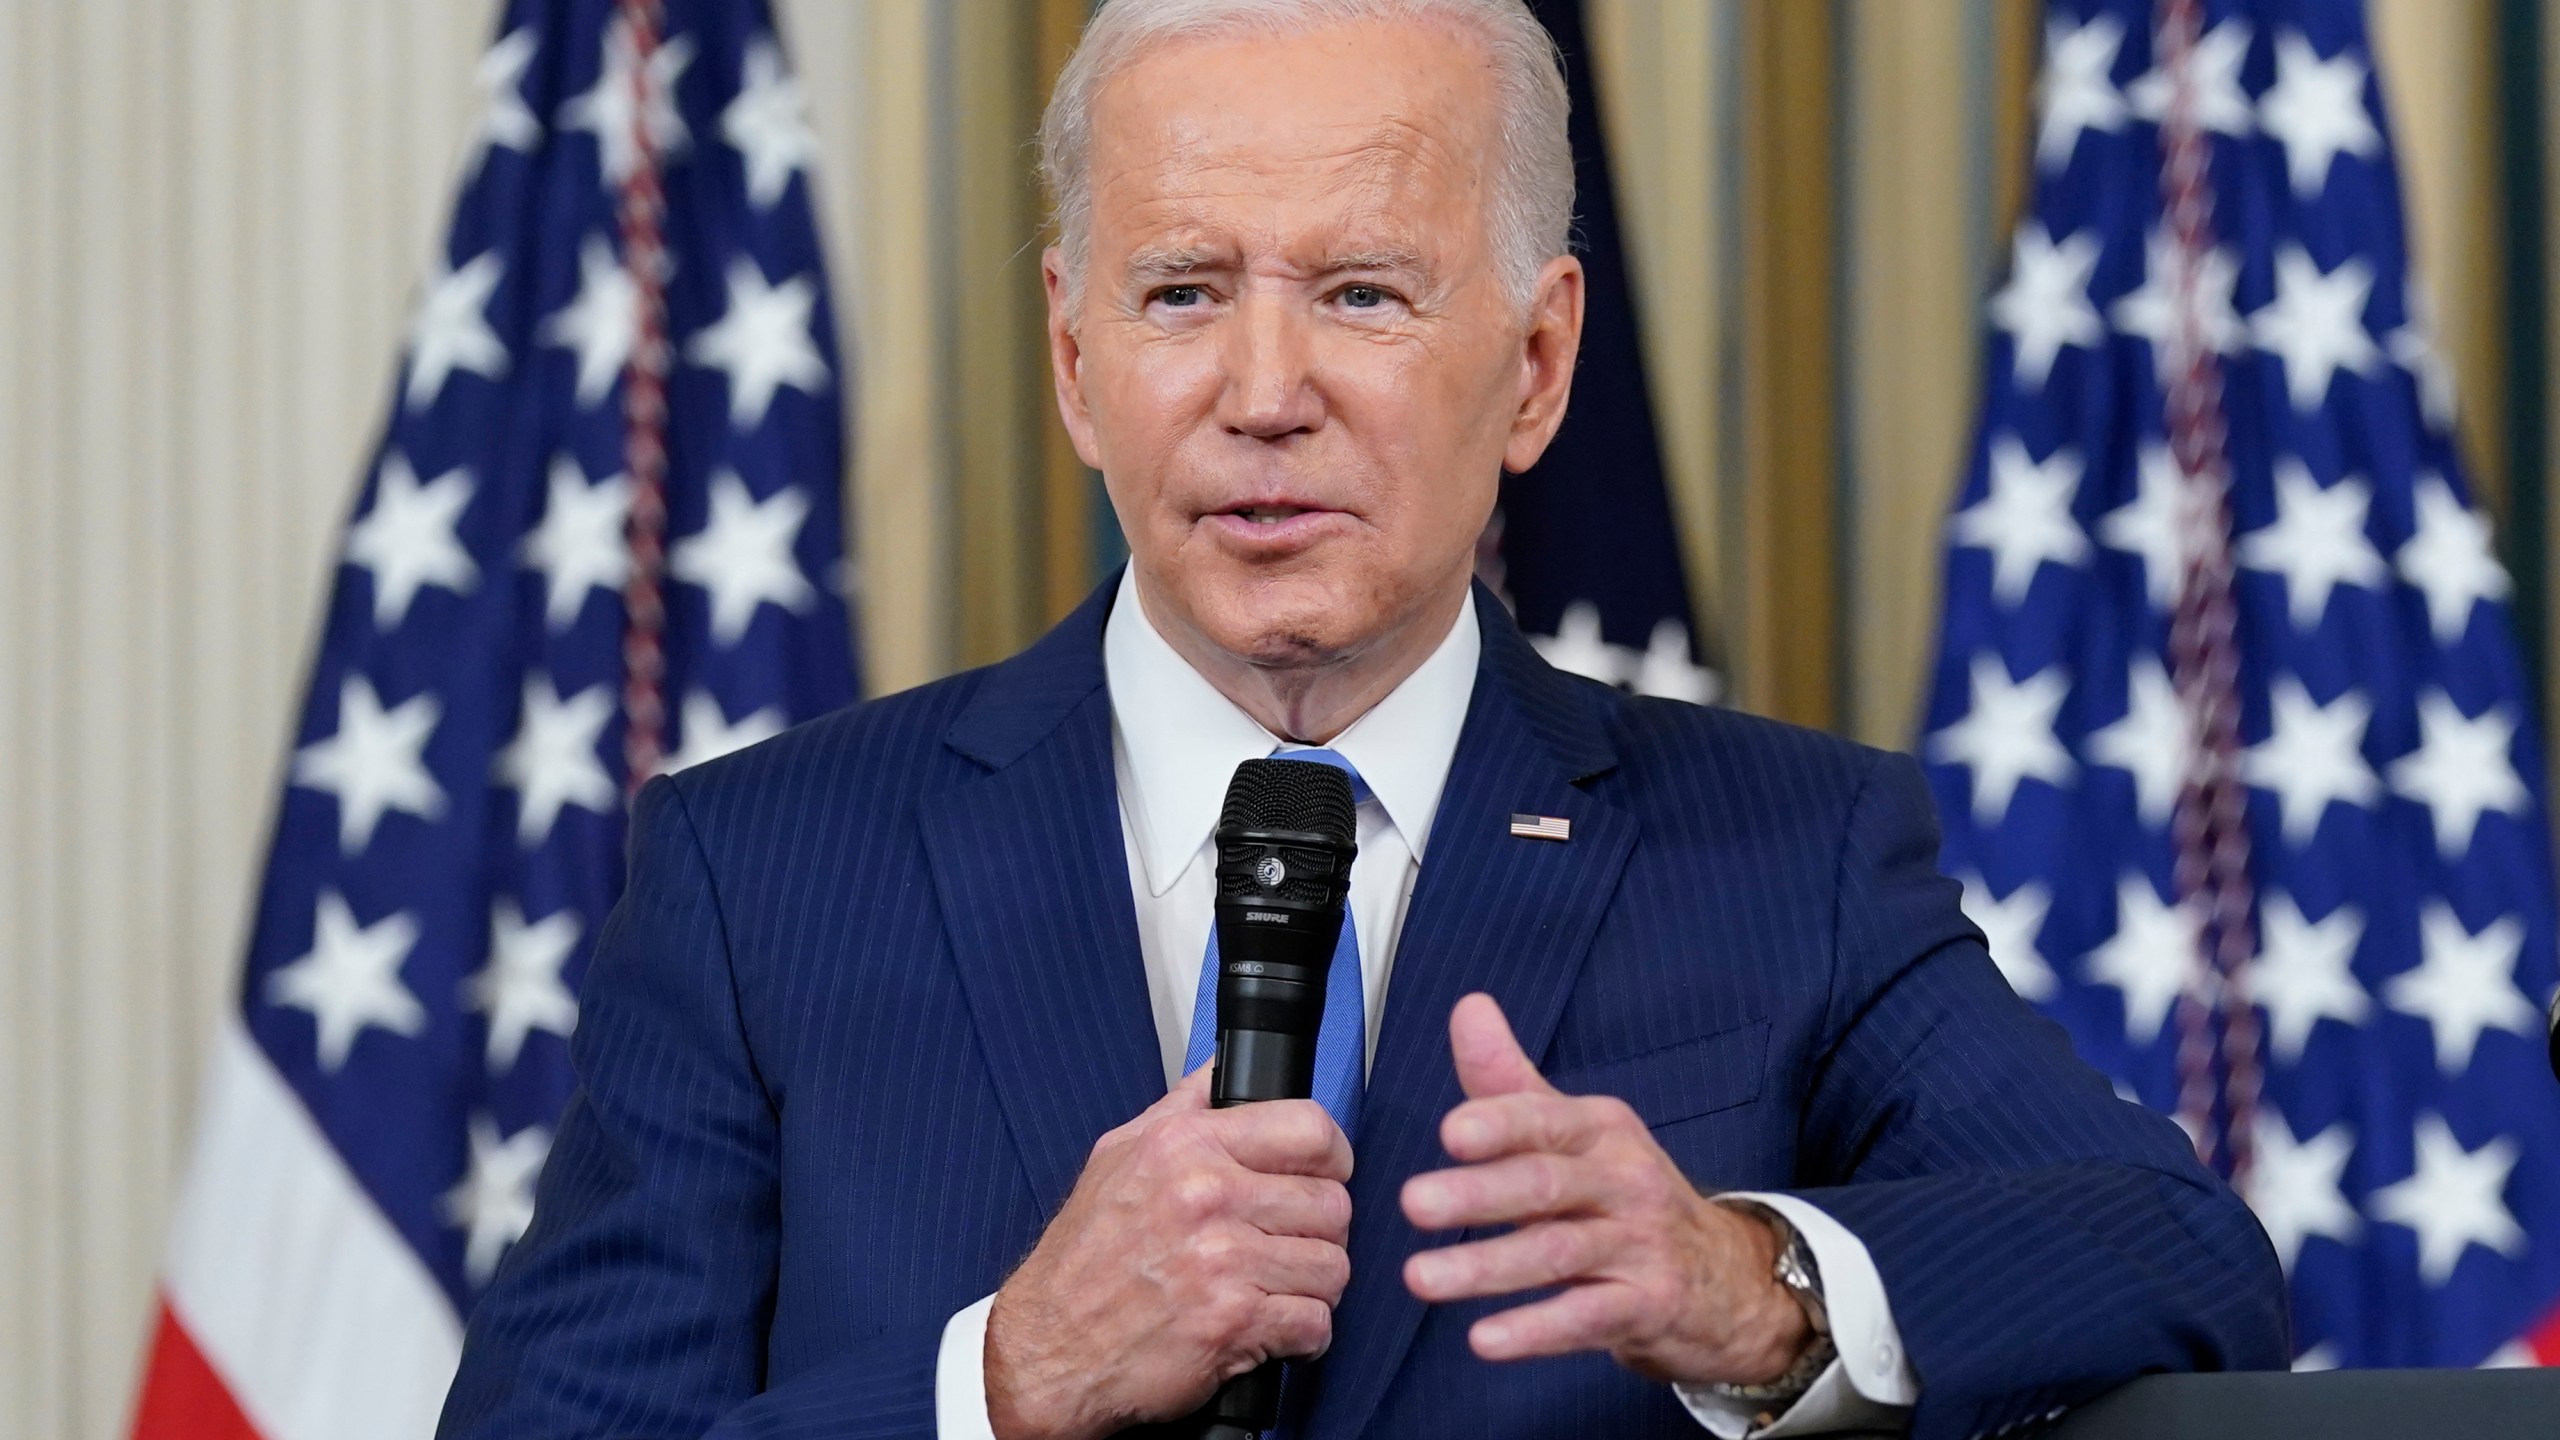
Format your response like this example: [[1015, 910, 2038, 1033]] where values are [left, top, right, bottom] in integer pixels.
[[981, 994, 1815, 1439]]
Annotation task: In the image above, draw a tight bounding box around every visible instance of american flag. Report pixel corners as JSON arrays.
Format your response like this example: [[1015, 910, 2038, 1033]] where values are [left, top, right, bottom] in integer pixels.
[[1921, 0, 2560, 1368], [130, 3, 857, 1436], [1488, 0, 1717, 706]]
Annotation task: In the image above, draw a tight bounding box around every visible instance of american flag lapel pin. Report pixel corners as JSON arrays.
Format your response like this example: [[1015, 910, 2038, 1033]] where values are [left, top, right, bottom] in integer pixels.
[[1509, 813, 1572, 842]]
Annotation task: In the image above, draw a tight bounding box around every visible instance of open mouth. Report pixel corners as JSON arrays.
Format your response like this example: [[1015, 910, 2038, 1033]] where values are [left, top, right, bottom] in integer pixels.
[[1227, 504, 1317, 525]]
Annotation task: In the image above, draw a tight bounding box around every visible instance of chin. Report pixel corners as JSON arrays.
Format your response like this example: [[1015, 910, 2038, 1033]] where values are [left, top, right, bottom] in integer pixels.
[[1196, 569, 1372, 670]]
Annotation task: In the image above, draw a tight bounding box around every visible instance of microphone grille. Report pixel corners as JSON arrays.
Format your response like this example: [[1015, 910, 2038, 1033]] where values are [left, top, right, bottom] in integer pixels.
[[1218, 757, 1357, 847]]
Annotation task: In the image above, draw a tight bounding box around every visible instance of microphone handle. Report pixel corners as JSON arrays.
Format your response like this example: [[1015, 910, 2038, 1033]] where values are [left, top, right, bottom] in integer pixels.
[[1190, 1023, 1318, 1439]]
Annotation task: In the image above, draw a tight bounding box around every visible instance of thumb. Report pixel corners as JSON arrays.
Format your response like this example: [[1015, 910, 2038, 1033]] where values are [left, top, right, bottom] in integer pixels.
[[1157, 1057, 1215, 1112], [1449, 992, 1552, 1100]]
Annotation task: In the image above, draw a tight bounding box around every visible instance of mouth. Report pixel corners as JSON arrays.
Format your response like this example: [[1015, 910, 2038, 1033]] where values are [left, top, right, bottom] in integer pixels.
[[1226, 504, 1320, 525], [1200, 500, 1355, 552]]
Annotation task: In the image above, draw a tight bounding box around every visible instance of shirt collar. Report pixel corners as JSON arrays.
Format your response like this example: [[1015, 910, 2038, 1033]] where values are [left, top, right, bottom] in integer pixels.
[[1103, 566, 1481, 897]]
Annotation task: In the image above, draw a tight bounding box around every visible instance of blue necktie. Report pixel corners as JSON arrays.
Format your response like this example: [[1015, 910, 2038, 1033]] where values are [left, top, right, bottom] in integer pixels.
[[1182, 748, 1367, 1143]]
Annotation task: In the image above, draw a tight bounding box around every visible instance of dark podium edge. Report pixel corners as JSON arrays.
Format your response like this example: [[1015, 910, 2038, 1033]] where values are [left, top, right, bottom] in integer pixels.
[[2040, 1367, 2560, 1438]]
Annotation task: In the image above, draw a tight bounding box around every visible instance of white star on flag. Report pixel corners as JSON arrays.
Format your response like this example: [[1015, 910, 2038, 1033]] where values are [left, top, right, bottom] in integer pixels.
[[494, 675, 619, 847], [405, 251, 510, 410], [723, 37, 816, 210], [2387, 690, 2528, 858], [1951, 435, 2089, 604], [2098, 445, 2208, 612], [266, 892, 427, 1072], [2385, 902, 2537, 1074], [2126, 18, 2255, 135], [1959, 874, 2057, 1001], [2250, 891, 2370, 1063], [464, 27, 542, 179], [2087, 654, 2193, 828], [346, 453, 479, 629], [2085, 872, 2201, 1044], [2387, 286, 2460, 432], [688, 257, 831, 428], [670, 472, 818, 644], [2249, 246, 2381, 412], [2236, 460, 2387, 631], [1631, 619, 1718, 704], [2112, 228, 2246, 386], [542, 235, 641, 409], [1927, 654, 2076, 825], [1532, 601, 1628, 686], [441, 1114, 553, 1288], [561, 15, 695, 186], [666, 690, 788, 774], [467, 900, 582, 1072], [2369, 1113, 2526, 1285], [2241, 676, 2379, 846], [521, 458, 633, 631], [2033, 13, 2128, 169], [2243, 1108, 2360, 1274], [293, 675, 447, 854], [2396, 475, 2510, 644], [1989, 222, 2105, 389], [2259, 30, 2382, 198]]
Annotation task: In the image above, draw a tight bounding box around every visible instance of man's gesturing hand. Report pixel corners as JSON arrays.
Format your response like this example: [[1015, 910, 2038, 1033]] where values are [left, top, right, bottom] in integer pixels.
[[1400, 994, 1812, 1389], [984, 1063, 1354, 1440]]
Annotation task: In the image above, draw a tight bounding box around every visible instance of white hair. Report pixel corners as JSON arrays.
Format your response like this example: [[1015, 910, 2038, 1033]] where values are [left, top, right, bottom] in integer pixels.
[[1038, 0, 1575, 311]]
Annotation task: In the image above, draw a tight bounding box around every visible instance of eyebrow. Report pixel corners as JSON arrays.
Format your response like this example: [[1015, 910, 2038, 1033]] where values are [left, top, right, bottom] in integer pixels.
[[1123, 245, 1229, 284], [1120, 243, 1430, 284], [1317, 246, 1428, 275]]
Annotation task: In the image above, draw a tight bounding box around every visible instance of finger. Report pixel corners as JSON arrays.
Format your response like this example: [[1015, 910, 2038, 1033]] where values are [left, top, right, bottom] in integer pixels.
[[1403, 1217, 1608, 1303], [1437, 1091, 1607, 1164], [1246, 1233, 1354, 1306], [1234, 1173, 1353, 1245], [1250, 1293, 1337, 1364], [1468, 1281, 1642, 1364], [1449, 992, 1554, 1101], [1402, 1150, 1596, 1231], [1157, 1061, 1215, 1112], [1214, 1099, 1353, 1181]]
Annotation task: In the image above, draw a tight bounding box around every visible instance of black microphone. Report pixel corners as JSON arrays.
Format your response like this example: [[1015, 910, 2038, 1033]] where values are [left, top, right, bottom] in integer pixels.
[[1189, 756, 1358, 1440]]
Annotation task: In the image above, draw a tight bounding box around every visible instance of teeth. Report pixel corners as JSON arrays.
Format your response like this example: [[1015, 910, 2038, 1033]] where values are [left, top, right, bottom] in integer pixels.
[[1237, 506, 1303, 524]]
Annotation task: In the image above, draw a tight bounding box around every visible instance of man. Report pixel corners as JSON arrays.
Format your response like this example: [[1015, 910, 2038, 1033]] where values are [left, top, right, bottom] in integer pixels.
[[438, 2, 2287, 1437]]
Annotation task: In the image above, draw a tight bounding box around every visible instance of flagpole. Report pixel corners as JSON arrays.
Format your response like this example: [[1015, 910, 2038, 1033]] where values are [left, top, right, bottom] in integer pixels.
[[2155, 0, 2262, 1179], [616, 0, 674, 791]]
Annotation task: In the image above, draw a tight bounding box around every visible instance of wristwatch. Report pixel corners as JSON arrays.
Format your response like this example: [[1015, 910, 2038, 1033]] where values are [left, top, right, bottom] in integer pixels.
[[1704, 1202, 1837, 1427]]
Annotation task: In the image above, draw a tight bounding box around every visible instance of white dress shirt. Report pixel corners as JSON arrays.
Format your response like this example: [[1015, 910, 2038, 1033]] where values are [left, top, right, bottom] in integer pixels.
[[934, 569, 1917, 1436]]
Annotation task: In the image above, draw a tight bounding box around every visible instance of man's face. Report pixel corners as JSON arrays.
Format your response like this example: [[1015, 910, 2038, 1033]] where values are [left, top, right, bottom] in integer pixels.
[[1046, 16, 1582, 674]]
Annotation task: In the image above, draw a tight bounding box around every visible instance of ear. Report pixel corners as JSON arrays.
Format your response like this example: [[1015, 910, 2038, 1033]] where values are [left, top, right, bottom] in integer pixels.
[[1501, 254, 1585, 474], [1043, 246, 1106, 470]]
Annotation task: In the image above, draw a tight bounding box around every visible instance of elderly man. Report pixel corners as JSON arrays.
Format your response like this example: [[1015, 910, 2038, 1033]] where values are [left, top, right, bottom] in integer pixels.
[[438, 2, 2287, 1437]]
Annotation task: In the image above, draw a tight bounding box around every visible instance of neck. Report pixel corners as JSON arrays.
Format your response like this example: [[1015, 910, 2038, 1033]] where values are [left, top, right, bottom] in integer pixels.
[[1134, 577, 1470, 745]]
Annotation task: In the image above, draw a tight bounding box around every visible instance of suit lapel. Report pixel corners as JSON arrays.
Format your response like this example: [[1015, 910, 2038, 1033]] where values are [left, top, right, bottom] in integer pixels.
[[920, 584, 1165, 1221], [1311, 590, 1637, 1437]]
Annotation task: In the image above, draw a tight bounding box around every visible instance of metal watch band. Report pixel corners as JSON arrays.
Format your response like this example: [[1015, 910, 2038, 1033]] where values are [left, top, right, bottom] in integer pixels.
[[1704, 1202, 1835, 1418]]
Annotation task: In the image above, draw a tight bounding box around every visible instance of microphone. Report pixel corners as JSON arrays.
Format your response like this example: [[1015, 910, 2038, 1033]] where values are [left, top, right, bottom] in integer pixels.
[[1190, 756, 1358, 1440], [2549, 991, 2559, 1083]]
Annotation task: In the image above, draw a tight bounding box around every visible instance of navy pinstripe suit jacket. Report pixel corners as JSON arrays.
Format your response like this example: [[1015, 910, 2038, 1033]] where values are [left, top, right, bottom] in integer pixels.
[[438, 578, 2287, 1440]]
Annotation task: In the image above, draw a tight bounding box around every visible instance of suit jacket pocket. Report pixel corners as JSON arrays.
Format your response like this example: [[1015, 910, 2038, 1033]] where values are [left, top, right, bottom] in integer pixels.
[[1545, 1019, 1769, 1130]]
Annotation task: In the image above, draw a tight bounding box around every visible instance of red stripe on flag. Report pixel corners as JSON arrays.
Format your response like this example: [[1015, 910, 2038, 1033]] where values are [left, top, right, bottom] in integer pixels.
[[2530, 1301, 2560, 1366], [130, 1299, 263, 1440]]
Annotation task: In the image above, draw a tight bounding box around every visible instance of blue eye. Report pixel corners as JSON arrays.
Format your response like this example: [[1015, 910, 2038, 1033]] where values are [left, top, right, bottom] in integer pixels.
[[1159, 284, 1204, 307], [1341, 284, 1385, 309]]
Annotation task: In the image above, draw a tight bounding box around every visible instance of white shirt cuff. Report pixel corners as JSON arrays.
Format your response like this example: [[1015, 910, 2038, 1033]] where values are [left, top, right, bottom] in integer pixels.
[[935, 1293, 1001, 1440], [1673, 1192, 1918, 1437]]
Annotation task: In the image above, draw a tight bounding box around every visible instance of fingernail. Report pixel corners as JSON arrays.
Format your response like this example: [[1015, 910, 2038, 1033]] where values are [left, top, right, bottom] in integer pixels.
[[1447, 1117, 1486, 1151]]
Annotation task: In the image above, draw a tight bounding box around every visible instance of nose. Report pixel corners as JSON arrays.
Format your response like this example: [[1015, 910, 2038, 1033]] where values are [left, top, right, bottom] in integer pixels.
[[1216, 285, 1324, 440]]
